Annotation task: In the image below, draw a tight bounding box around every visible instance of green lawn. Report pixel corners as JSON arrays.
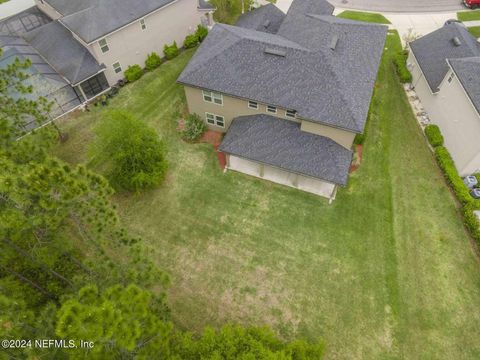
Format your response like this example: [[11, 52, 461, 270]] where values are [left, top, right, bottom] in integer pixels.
[[458, 10, 480, 21], [469, 26, 480, 37], [337, 10, 391, 24], [53, 33, 480, 359]]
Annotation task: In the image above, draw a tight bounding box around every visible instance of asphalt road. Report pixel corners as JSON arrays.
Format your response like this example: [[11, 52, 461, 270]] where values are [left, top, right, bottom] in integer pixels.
[[328, 0, 465, 13]]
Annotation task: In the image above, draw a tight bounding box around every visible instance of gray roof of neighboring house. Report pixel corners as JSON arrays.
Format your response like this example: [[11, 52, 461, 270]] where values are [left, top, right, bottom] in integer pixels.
[[286, 0, 334, 17], [235, 4, 286, 34], [219, 115, 353, 185], [198, 0, 216, 10], [0, 6, 51, 36], [44, 0, 176, 43], [449, 57, 480, 115], [410, 23, 480, 92], [178, 15, 387, 132], [23, 21, 105, 85]]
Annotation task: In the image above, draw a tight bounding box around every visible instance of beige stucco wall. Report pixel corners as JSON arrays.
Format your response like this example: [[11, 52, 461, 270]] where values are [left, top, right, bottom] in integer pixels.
[[408, 52, 480, 176], [35, 0, 62, 20], [88, 0, 207, 85], [300, 121, 355, 149], [184, 86, 301, 131]]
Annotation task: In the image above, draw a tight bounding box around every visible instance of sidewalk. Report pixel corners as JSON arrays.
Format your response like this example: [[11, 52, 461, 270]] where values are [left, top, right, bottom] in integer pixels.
[[0, 0, 35, 20]]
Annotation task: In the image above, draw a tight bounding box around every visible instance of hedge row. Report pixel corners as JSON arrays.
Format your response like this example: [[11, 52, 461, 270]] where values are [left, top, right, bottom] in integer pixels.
[[425, 124, 444, 147], [394, 50, 412, 83], [124, 25, 209, 83], [432, 143, 480, 246]]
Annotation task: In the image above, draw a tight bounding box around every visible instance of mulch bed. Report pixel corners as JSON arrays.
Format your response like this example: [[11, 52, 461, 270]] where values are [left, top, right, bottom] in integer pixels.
[[349, 144, 363, 173]]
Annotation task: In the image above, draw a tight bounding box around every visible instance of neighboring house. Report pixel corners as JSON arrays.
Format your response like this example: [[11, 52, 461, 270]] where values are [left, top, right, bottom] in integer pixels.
[[0, 0, 215, 125], [34, 0, 215, 84], [177, 0, 387, 200], [409, 23, 480, 176]]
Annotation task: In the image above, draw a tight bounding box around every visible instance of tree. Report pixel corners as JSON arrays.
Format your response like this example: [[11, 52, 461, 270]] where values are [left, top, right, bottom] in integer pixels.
[[56, 284, 172, 359], [210, 0, 254, 24], [91, 110, 168, 192]]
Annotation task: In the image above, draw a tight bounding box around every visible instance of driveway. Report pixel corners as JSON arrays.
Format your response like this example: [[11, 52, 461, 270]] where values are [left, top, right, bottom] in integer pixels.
[[0, 0, 35, 20]]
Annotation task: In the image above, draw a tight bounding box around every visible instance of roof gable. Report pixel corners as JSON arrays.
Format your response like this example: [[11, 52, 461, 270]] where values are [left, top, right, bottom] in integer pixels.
[[235, 4, 286, 34], [449, 57, 480, 115], [410, 23, 480, 92]]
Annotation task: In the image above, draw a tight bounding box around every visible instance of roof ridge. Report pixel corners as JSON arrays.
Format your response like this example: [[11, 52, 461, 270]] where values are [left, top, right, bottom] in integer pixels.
[[306, 13, 387, 27]]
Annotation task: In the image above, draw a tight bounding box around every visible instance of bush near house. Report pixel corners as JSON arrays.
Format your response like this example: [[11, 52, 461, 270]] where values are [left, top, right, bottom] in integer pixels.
[[145, 52, 162, 71], [425, 124, 444, 147], [91, 110, 168, 192], [183, 34, 199, 49], [195, 25, 209, 42], [164, 41, 179, 60], [394, 50, 412, 83], [124, 64, 143, 82], [181, 113, 207, 141]]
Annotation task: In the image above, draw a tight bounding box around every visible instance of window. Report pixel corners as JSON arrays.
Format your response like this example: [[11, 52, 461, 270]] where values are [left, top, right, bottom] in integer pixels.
[[248, 100, 258, 109], [140, 18, 146, 30], [285, 109, 296, 118], [206, 112, 225, 128], [113, 62, 122, 74], [99, 38, 109, 53], [202, 90, 223, 105], [447, 72, 455, 84], [266, 105, 277, 114]]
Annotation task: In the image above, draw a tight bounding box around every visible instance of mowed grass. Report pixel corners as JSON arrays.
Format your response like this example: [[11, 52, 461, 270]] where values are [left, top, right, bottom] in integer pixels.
[[53, 34, 480, 359], [458, 10, 480, 21], [468, 26, 480, 37], [337, 10, 391, 24]]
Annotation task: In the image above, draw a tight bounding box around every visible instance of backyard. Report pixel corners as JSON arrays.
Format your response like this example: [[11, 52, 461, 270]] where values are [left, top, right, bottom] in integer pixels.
[[53, 32, 480, 359]]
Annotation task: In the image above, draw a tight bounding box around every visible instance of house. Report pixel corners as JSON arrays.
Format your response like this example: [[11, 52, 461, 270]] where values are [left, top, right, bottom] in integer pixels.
[[0, 0, 215, 124], [177, 0, 387, 200], [409, 22, 480, 176]]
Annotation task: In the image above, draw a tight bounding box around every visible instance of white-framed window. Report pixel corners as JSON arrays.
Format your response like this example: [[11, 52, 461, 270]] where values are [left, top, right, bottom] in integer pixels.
[[140, 18, 146, 30], [266, 105, 277, 114], [285, 109, 296, 118], [447, 72, 455, 84], [206, 112, 225, 128], [99, 38, 109, 53], [113, 61, 122, 74], [248, 100, 258, 109], [202, 90, 223, 105]]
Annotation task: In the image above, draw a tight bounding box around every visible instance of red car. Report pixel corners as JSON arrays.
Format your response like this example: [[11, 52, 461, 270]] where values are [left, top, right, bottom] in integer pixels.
[[464, 0, 480, 9]]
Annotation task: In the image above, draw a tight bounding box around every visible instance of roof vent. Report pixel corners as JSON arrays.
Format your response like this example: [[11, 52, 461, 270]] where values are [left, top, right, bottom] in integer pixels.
[[264, 47, 286, 57], [263, 19, 271, 28], [452, 36, 462, 46], [330, 35, 338, 50]]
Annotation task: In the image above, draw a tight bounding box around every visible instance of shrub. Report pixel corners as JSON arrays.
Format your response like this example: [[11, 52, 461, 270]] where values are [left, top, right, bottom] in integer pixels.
[[394, 50, 412, 83], [124, 64, 143, 83], [181, 113, 207, 141], [183, 34, 199, 49], [91, 110, 168, 192], [195, 25, 208, 42], [163, 41, 179, 60], [462, 204, 480, 247], [145, 52, 162, 71], [425, 124, 444, 147], [474, 173, 480, 186], [434, 146, 474, 205]]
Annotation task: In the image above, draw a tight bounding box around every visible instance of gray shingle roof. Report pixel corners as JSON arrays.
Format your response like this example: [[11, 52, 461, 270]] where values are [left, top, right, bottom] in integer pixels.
[[178, 10, 387, 132], [235, 4, 286, 34], [23, 21, 105, 85], [286, 0, 334, 17], [449, 57, 480, 115], [198, 0, 216, 10], [45, 0, 176, 43], [219, 115, 353, 185], [410, 23, 480, 92]]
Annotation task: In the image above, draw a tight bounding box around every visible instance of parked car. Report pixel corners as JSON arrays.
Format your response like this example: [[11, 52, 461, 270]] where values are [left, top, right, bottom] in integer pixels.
[[471, 188, 480, 199], [464, 0, 480, 9]]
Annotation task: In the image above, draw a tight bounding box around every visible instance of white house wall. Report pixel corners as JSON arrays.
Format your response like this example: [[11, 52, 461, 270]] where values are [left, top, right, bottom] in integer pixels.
[[408, 52, 480, 176]]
